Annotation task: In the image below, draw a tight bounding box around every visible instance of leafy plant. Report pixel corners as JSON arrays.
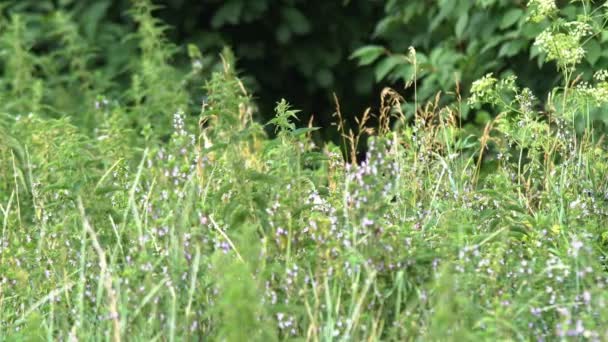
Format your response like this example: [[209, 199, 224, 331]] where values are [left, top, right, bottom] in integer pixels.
[[351, 0, 608, 126]]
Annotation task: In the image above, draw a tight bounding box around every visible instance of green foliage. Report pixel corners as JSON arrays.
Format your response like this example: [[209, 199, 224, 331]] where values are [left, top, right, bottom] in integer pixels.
[[2, 0, 608, 341], [1, 0, 381, 135], [182, 0, 381, 129], [352, 0, 608, 122], [267, 99, 300, 133], [8, 0, 608, 136]]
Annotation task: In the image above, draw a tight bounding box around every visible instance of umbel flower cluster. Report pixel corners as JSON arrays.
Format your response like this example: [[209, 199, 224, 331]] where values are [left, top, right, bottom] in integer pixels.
[[528, 0, 558, 22]]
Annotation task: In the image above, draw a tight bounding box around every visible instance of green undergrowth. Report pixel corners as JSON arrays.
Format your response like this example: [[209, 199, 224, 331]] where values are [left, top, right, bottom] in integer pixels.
[[1, 0, 608, 341]]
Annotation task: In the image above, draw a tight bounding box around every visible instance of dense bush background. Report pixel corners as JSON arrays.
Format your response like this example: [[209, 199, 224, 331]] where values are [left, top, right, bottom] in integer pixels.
[[5, 0, 608, 136], [1, 0, 382, 139]]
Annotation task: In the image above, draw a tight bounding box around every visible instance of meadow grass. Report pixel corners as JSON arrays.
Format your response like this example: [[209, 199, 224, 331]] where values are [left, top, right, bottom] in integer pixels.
[[2, 1, 608, 340]]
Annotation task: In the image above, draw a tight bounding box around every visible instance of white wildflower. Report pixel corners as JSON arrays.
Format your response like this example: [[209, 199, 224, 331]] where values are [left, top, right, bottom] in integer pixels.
[[594, 69, 608, 82], [468, 73, 497, 105], [534, 29, 585, 70], [528, 0, 558, 22]]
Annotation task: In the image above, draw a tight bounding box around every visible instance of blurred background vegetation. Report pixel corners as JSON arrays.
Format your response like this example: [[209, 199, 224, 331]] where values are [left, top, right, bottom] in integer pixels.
[[2, 0, 608, 141]]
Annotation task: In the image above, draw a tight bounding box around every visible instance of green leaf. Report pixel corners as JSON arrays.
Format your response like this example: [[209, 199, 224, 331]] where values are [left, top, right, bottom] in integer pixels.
[[529, 44, 541, 59], [291, 127, 320, 137], [521, 22, 544, 39], [276, 24, 291, 44], [282, 7, 311, 35], [350, 45, 385, 66], [431, 0, 456, 31], [374, 55, 404, 81], [455, 12, 468, 39], [268, 99, 300, 132], [389, 63, 414, 83], [211, 1, 244, 28], [585, 39, 601, 65], [373, 16, 399, 37], [187, 44, 203, 60], [302, 151, 330, 165], [481, 35, 506, 54], [498, 39, 526, 57], [500, 9, 523, 29], [80, 0, 111, 39]]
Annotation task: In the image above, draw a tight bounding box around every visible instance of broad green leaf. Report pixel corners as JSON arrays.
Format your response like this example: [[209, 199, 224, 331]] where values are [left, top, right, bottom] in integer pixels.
[[211, 0, 244, 28], [350, 45, 385, 66], [498, 39, 526, 57], [481, 35, 506, 54], [389, 63, 414, 83], [530, 44, 542, 60], [585, 39, 601, 65], [431, 0, 456, 31], [499, 8, 523, 29], [455, 12, 468, 39], [282, 7, 311, 35], [373, 16, 399, 37], [374, 55, 404, 81], [521, 22, 544, 39]]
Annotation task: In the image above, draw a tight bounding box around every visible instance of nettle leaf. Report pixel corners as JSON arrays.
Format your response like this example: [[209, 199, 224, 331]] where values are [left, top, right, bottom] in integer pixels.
[[585, 39, 601, 65], [268, 99, 299, 132], [350, 45, 385, 66], [290, 127, 320, 137], [499, 8, 523, 29], [374, 55, 405, 81]]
